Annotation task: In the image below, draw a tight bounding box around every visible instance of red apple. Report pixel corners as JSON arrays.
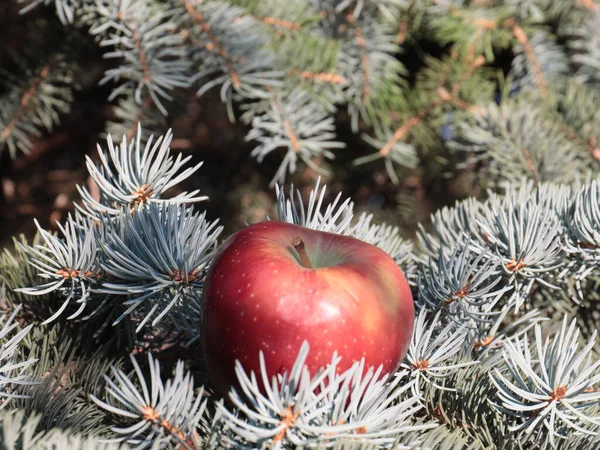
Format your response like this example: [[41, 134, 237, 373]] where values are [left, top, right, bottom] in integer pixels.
[[201, 220, 414, 395]]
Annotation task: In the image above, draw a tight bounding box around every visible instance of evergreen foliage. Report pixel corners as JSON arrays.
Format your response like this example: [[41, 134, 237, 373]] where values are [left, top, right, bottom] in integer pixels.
[[4, 0, 600, 185], [0, 123, 599, 447], [3, 0, 600, 448]]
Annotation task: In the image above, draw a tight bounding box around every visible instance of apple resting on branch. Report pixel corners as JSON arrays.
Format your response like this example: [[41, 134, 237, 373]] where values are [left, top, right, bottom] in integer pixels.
[[202, 221, 415, 395]]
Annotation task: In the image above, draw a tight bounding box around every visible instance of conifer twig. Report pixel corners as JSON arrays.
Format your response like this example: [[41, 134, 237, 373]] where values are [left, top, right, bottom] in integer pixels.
[[141, 405, 197, 449], [182, 0, 241, 89], [260, 16, 300, 31], [271, 95, 301, 153], [396, 19, 408, 44], [132, 31, 152, 83], [294, 70, 347, 84], [346, 13, 370, 102], [505, 18, 548, 95], [576, 0, 600, 11], [379, 51, 485, 157], [1, 65, 50, 141]]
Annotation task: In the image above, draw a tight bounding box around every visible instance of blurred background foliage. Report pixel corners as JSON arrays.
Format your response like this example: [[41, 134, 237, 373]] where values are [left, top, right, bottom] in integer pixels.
[[1, 0, 599, 246], [0, 1, 495, 247]]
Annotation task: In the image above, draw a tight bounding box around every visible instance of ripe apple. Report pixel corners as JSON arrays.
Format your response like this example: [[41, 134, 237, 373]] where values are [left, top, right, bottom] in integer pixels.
[[201, 220, 414, 395]]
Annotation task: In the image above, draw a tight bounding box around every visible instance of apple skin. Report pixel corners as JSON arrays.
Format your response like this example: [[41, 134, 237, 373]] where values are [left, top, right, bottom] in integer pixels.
[[201, 220, 414, 396]]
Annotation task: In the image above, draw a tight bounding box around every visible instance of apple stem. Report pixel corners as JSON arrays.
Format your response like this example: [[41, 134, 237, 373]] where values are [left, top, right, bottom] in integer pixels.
[[292, 237, 313, 269]]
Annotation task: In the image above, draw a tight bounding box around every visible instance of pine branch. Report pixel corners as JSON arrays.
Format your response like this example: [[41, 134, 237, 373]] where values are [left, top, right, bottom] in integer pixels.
[[246, 89, 344, 187], [273, 33, 346, 111], [220, 341, 436, 448], [491, 316, 600, 447], [14, 215, 100, 325], [98, 203, 222, 336], [430, 4, 511, 61], [400, 310, 479, 397], [91, 353, 209, 449], [1, 65, 51, 143], [345, 13, 371, 103], [510, 28, 569, 93], [418, 241, 510, 324], [181, 0, 242, 90], [174, 0, 283, 118], [506, 19, 560, 95], [0, 57, 73, 158], [354, 49, 490, 183], [7, 1, 600, 447], [337, 6, 405, 131], [92, 0, 191, 115], [76, 125, 207, 219], [275, 177, 355, 236], [450, 98, 596, 190], [231, 0, 318, 32], [12, 328, 119, 437]]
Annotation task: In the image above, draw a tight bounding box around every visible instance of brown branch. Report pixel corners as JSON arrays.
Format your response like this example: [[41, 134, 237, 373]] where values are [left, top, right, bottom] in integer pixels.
[[549, 386, 567, 401], [271, 96, 301, 153], [473, 17, 497, 30], [380, 41, 486, 159], [436, 87, 453, 102], [56, 268, 97, 278], [449, 8, 497, 30], [132, 183, 155, 205], [436, 51, 459, 91], [505, 18, 547, 95], [86, 175, 101, 204], [444, 275, 473, 306], [234, 14, 300, 31], [355, 27, 370, 101], [379, 115, 423, 156], [453, 53, 486, 94], [142, 406, 198, 449], [2, 65, 50, 141], [577, 0, 600, 11], [473, 335, 494, 350], [506, 258, 526, 272], [293, 70, 347, 85], [380, 58, 484, 157], [397, 19, 408, 44], [284, 120, 301, 153], [412, 359, 430, 371], [437, 46, 483, 94], [132, 31, 152, 83], [520, 146, 539, 183], [170, 269, 199, 284], [380, 92, 451, 156], [274, 406, 300, 442], [182, 0, 241, 89], [436, 40, 484, 96], [261, 16, 300, 30], [178, 28, 203, 48]]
